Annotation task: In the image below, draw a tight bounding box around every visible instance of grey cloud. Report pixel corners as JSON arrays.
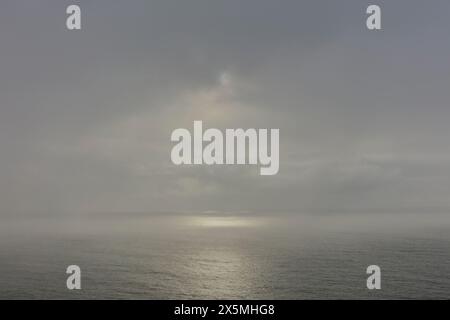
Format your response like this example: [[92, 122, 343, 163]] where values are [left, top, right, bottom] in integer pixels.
[[1, 1, 450, 215]]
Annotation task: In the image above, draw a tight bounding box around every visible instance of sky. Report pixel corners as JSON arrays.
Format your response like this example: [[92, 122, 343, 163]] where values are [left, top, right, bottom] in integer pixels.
[[1, 0, 450, 216]]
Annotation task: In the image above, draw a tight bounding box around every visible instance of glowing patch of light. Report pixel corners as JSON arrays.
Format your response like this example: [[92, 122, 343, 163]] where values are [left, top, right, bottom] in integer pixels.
[[189, 216, 262, 228]]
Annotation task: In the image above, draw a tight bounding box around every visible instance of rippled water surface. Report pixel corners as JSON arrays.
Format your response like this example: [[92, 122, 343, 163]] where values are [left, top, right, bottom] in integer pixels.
[[0, 213, 449, 299]]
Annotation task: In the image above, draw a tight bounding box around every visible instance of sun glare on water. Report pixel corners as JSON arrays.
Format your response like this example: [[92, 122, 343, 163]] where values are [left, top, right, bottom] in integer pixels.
[[189, 216, 263, 228]]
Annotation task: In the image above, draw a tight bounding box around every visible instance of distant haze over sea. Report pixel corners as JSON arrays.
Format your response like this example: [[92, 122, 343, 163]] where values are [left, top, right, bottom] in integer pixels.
[[1, 212, 449, 299]]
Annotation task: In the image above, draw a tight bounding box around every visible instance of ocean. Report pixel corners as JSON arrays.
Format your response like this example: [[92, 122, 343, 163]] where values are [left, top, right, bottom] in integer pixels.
[[0, 213, 449, 299]]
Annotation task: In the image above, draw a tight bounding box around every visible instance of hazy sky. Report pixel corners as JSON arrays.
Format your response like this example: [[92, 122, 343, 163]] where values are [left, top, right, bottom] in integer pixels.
[[1, 0, 450, 215]]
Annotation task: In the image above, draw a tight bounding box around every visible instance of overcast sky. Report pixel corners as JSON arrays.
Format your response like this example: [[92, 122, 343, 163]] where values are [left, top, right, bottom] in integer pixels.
[[1, 0, 450, 216]]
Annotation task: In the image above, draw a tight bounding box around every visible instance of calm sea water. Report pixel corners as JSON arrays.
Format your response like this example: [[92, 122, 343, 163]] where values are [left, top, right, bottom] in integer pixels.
[[0, 213, 449, 299]]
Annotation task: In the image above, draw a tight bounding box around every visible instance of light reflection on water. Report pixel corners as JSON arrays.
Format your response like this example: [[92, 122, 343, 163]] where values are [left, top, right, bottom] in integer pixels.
[[0, 214, 450, 299], [188, 216, 265, 228]]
